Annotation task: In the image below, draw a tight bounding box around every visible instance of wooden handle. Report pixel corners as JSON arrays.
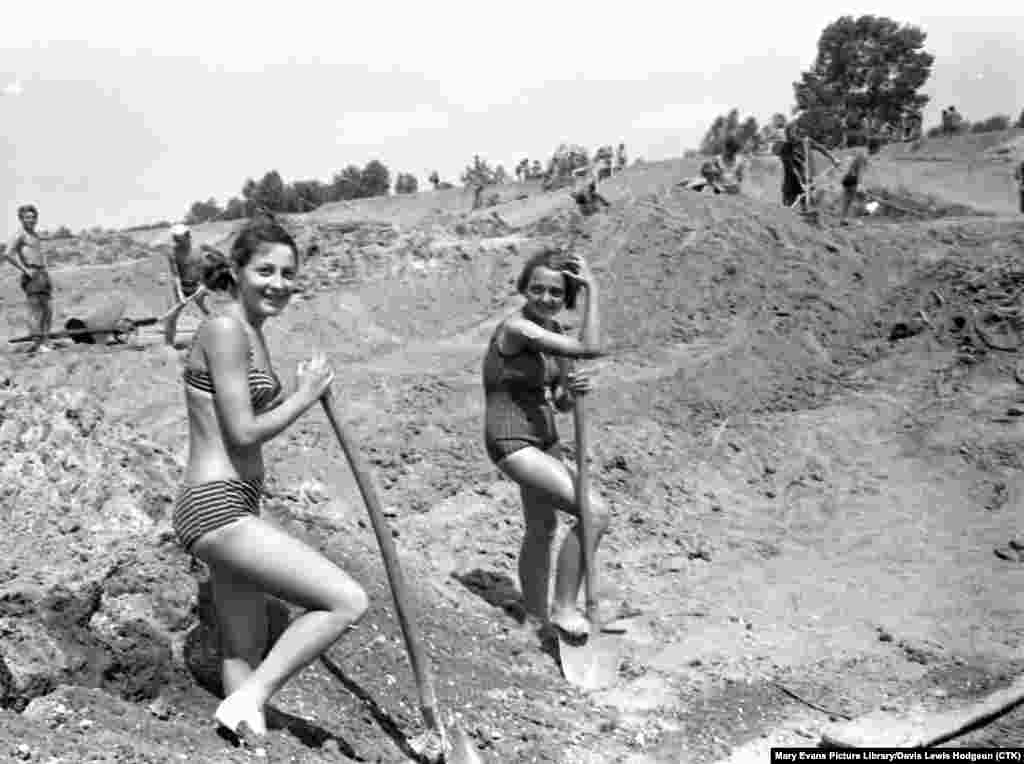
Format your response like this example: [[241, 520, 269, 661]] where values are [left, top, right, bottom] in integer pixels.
[[319, 393, 441, 731], [573, 392, 599, 625]]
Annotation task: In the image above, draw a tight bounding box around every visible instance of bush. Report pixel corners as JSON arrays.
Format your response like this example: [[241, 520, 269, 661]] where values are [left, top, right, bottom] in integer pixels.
[[969, 114, 1011, 133]]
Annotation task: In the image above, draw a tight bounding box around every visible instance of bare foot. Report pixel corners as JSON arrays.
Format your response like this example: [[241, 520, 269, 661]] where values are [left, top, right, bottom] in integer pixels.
[[550, 606, 591, 639], [214, 690, 267, 739]]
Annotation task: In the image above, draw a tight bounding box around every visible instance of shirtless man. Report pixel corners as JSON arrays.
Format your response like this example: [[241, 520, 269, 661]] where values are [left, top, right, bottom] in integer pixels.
[[5, 205, 53, 353], [164, 223, 210, 347]]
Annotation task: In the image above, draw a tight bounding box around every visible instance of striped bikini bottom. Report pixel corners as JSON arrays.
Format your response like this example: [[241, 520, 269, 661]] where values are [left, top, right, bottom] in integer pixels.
[[172, 478, 263, 553]]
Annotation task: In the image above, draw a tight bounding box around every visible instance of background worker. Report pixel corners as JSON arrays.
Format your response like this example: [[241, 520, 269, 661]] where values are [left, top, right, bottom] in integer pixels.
[[1015, 159, 1024, 215], [700, 136, 747, 195], [5, 204, 53, 353], [840, 144, 872, 224], [164, 223, 211, 348]]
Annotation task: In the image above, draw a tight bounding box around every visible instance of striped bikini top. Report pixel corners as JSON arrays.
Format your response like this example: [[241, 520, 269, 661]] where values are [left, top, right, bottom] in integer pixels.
[[183, 346, 282, 412]]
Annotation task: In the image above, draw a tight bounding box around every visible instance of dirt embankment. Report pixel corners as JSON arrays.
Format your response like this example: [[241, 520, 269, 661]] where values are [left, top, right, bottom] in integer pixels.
[[0, 140, 1022, 762]]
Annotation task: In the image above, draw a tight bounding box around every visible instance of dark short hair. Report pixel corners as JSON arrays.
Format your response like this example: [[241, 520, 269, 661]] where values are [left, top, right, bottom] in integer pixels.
[[17, 204, 38, 218], [202, 219, 299, 292], [516, 245, 579, 310]]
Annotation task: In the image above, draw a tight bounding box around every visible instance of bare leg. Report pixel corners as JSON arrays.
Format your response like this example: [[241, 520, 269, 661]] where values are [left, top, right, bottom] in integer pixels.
[[40, 297, 52, 346], [498, 446, 610, 636], [163, 298, 184, 347], [210, 563, 268, 697], [194, 516, 368, 734], [517, 485, 558, 620], [26, 298, 44, 352]]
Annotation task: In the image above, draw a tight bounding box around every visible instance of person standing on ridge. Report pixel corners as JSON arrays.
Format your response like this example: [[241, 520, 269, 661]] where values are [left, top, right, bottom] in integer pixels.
[[5, 204, 53, 353], [172, 218, 368, 741], [840, 145, 872, 224], [775, 123, 838, 210], [164, 223, 211, 348], [1014, 159, 1024, 214], [481, 245, 610, 639]]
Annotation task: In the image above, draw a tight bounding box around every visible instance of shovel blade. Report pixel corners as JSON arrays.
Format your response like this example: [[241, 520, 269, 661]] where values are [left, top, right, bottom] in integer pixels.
[[447, 723, 485, 764], [558, 634, 619, 690]]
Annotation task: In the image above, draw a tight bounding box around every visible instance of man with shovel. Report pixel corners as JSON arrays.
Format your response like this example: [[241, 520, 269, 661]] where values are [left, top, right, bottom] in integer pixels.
[[5, 204, 53, 354], [164, 223, 210, 347]]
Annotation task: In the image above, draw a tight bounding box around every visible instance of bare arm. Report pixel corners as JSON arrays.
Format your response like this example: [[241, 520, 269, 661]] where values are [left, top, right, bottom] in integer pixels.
[[165, 251, 185, 300], [200, 317, 330, 448], [810, 140, 839, 167], [5, 236, 29, 275], [507, 259, 602, 356]]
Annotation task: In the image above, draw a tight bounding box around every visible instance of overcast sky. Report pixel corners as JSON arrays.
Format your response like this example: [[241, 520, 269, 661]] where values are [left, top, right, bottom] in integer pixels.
[[1, 2, 1022, 237]]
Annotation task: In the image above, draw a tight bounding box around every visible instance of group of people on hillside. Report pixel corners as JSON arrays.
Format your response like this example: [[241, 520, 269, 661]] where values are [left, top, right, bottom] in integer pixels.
[[3, 209, 213, 353], [4, 206, 609, 743], [677, 114, 879, 224]]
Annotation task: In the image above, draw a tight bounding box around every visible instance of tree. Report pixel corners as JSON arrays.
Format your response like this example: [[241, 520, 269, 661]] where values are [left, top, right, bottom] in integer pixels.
[[185, 197, 223, 225], [461, 155, 498, 187], [970, 114, 1011, 133], [359, 160, 391, 197], [1017, 109, 1024, 129], [223, 197, 248, 220], [394, 172, 419, 194], [698, 109, 759, 155], [292, 179, 328, 211], [331, 165, 363, 201], [546, 144, 590, 181], [253, 170, 286, 211], [493, 164, 508, 184], [793, 15, 934, 146]]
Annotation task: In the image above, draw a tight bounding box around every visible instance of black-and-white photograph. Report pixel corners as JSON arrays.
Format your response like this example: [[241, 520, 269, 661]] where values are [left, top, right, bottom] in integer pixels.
[[1, 4, 1023, 762]]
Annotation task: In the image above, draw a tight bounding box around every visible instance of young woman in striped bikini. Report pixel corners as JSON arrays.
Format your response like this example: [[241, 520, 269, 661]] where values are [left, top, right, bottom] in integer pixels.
[[173, 219, 367, 739], [482, 246, 609, 638]]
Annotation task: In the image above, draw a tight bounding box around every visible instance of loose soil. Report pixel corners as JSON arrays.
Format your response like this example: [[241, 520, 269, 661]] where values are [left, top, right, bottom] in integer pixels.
[[0, 134, 1022, 763]]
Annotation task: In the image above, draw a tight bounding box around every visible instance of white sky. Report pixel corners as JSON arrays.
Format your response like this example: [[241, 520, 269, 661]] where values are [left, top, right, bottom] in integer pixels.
[[1, 2, 1022, 236]]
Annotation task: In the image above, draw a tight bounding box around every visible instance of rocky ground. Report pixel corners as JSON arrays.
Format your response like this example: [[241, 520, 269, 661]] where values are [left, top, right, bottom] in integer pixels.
[[0, 135, 1022, 762]]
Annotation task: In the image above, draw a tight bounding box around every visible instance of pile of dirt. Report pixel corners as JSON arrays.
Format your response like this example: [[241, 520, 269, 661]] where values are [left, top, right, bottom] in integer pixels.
[[0, 366, 188, 711], [46, 231, 156, 268], [855, 186, 992, 220]]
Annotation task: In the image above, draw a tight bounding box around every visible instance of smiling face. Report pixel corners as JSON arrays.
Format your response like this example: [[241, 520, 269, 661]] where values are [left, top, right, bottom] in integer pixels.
[[19, 209, 38, 232], [522, 265, 567, 321], [233, 242, 297, 321]]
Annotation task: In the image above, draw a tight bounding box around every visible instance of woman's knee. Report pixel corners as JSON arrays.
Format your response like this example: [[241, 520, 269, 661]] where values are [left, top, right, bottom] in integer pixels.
[[324, 576, 369, 624], [589, 493, 611, 535]]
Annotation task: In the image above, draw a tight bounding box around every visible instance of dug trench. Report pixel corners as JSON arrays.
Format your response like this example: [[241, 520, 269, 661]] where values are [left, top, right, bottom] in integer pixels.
[[0, 171, 1022, 762]]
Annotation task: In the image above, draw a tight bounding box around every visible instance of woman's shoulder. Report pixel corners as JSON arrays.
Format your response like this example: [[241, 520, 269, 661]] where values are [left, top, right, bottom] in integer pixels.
[[195, 314, 249, 355]]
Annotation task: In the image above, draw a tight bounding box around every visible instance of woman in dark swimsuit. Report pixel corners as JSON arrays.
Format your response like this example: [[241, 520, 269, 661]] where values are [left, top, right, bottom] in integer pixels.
[[483, 246, 609, 638], [173, 219, 367, 739]]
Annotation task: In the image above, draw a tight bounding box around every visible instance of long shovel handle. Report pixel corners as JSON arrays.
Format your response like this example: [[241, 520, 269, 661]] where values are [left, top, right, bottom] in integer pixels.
[[573, 391, 598, 625], [319, 393, 443, 735], [158, 285, 208, 323]]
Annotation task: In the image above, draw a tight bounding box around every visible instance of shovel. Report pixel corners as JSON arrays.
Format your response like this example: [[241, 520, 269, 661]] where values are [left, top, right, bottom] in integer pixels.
[[319, 392, 483, 764], [557, 391, 620, 690]]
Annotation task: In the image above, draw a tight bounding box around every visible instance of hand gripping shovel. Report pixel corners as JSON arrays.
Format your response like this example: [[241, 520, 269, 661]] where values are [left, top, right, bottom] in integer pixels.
[[557, 391, 620, 690], [319, 392, 483, 764]]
